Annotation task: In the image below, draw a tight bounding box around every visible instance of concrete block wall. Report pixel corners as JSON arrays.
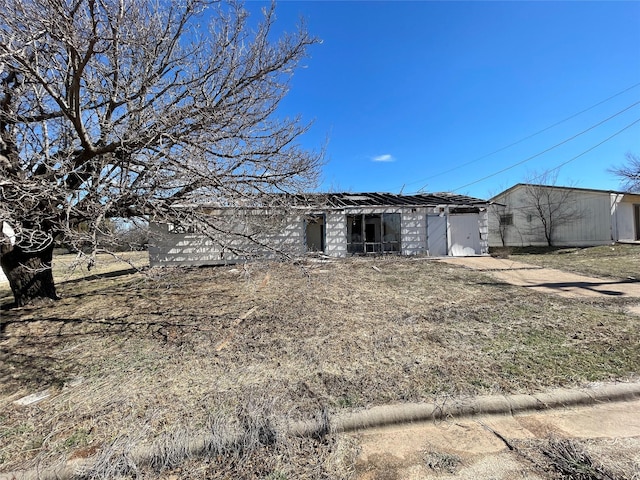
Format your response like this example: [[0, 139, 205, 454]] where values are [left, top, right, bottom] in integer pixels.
[[325, 212, 347, 257]]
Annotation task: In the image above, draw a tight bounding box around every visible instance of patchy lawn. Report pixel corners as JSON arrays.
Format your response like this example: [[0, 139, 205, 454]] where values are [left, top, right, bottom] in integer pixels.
[[1, 252, 639, 478], [507, 243, 640, 280]]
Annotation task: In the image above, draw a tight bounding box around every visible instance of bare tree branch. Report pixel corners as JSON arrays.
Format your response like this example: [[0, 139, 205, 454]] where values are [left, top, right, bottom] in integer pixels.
[[610, 152, 640, 193], [522, 171, 583, 247], [0, 0, 322, 305]]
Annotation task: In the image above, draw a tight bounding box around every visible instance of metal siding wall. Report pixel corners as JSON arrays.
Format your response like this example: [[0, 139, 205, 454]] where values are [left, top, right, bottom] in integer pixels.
[[510, 188, 538, 246], [553, 193, 611, 245], [616, 202, 635, 241], [490, 187, 615, 247]]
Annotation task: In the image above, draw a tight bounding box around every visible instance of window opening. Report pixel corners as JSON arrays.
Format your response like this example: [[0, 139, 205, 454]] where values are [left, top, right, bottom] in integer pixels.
[[382, 213, 401, 252], [347, 213, 400, 254]]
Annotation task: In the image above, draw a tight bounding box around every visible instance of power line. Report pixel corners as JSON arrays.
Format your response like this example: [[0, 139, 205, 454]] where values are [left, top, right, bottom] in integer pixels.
[[544, 118, 640, 175], [449, 101, 640, 193], [397, 80, 640, 191]]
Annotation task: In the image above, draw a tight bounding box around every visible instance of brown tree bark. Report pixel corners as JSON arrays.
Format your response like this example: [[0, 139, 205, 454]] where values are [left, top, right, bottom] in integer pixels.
[[0, 241, 58, 307]]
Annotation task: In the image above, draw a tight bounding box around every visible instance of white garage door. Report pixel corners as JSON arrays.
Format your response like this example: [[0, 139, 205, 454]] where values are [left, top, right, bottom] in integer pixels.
[[449, 213, 481, 256]]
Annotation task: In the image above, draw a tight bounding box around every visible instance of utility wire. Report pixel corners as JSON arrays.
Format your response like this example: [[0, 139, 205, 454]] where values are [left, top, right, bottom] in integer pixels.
[[452, 114, 640, 193], [398, 80, 640, 191], [543, 118, 640, 176]]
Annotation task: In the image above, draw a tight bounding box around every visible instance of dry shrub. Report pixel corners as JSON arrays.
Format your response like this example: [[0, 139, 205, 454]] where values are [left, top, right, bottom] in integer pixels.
[[423, 450, 462, 474], [539, 437, 623, 480], [76, 398, 346, 480], [513, 436, 635, 480]]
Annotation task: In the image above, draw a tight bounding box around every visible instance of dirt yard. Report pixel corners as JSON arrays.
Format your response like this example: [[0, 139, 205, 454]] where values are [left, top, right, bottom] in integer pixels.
[[1, 246, 639, 478]]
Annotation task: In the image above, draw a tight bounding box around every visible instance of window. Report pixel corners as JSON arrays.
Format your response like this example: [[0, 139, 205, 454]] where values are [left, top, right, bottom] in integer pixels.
[[382, 213, 401, 252], [499, 214, 513, 226], [347, 213, 401, 254]]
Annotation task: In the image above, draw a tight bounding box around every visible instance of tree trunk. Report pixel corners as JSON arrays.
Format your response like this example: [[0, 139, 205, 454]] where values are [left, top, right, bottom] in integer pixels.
[[0, 242, 58, 307]]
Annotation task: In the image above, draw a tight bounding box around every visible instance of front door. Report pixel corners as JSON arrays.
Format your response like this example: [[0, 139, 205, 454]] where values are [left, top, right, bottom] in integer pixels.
[[427, 214, 447, 256]]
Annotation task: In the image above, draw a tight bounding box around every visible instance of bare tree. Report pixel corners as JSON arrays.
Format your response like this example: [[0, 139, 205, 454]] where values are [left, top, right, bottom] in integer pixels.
[[522, 172, 583, 247], [488, 185, 514, 248], [489, 202, 511, 248], [0, 0, 322, 306], [610, 152, 640, 193]]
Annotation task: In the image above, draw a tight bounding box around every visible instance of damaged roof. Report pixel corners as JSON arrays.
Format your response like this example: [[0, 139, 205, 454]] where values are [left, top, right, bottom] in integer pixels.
[[179, 192, 488, 211], [293, 192, 488, 208]]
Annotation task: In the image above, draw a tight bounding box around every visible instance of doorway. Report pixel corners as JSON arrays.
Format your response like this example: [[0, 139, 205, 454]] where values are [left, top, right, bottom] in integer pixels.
[[305, 215, 325, 252]]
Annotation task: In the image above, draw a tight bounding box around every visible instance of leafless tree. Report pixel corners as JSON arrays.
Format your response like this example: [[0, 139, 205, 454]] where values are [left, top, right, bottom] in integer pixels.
[[488, 202, 511, 248], [522, 171, 583, 247], [488, 185, 514, 248], [0, 0, 322, 306], [610, 152, 640, 193]]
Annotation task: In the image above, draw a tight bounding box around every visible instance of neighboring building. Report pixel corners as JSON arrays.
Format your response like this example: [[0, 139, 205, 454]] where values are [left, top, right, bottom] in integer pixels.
[[149, 192, 489, 266], [489, 184, 640, 247]]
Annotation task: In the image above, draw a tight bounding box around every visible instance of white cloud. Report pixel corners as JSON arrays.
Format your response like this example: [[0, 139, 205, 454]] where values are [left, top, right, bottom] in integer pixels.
[[372, 154, 395, 162]]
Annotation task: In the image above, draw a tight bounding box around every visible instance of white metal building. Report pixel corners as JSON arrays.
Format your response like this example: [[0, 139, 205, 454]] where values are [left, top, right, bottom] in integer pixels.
[[149, 192, 489, 266], [489, 184, 640, 247]]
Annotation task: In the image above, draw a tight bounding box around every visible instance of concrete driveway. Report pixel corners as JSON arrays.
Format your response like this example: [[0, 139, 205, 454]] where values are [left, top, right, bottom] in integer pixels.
[[436, 256, 640, 299]]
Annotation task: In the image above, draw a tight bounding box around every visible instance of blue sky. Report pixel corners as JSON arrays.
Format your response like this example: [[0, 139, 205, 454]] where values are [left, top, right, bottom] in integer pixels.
[[249, 1, 640, 199]]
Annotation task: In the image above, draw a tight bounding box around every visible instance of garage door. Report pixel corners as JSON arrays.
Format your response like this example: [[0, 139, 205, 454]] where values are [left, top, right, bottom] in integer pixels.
[[449, 213, 481, 256]]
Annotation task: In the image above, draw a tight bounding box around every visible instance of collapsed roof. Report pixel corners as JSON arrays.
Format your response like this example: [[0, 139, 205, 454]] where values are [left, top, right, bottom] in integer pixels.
[[290, 192, 488, 208]]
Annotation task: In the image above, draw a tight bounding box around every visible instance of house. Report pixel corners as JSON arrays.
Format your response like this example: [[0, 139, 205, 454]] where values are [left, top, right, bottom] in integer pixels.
[[489, 184, 640, 247], [149, 192, 489, 266]]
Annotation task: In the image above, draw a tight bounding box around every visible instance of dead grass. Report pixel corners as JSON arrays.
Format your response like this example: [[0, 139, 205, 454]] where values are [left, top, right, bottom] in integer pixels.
[[510, 243, 640, 280], [1, 253, 639, 477], [514, 436, 640, 480]]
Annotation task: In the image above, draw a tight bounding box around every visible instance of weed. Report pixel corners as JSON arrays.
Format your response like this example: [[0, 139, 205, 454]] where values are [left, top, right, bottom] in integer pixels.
[[423, 450, 462, 473], [265, 471, 288, 480], [538, 437, 622, 480], [63, 428, 91, 449], [336, 395, 359, 408]]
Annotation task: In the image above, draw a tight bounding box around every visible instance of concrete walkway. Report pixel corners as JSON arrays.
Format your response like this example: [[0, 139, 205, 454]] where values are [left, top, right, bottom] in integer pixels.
[[353, 384, 640, 480], [437, 256, 640, 299], [354, 398, 640, 479]]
